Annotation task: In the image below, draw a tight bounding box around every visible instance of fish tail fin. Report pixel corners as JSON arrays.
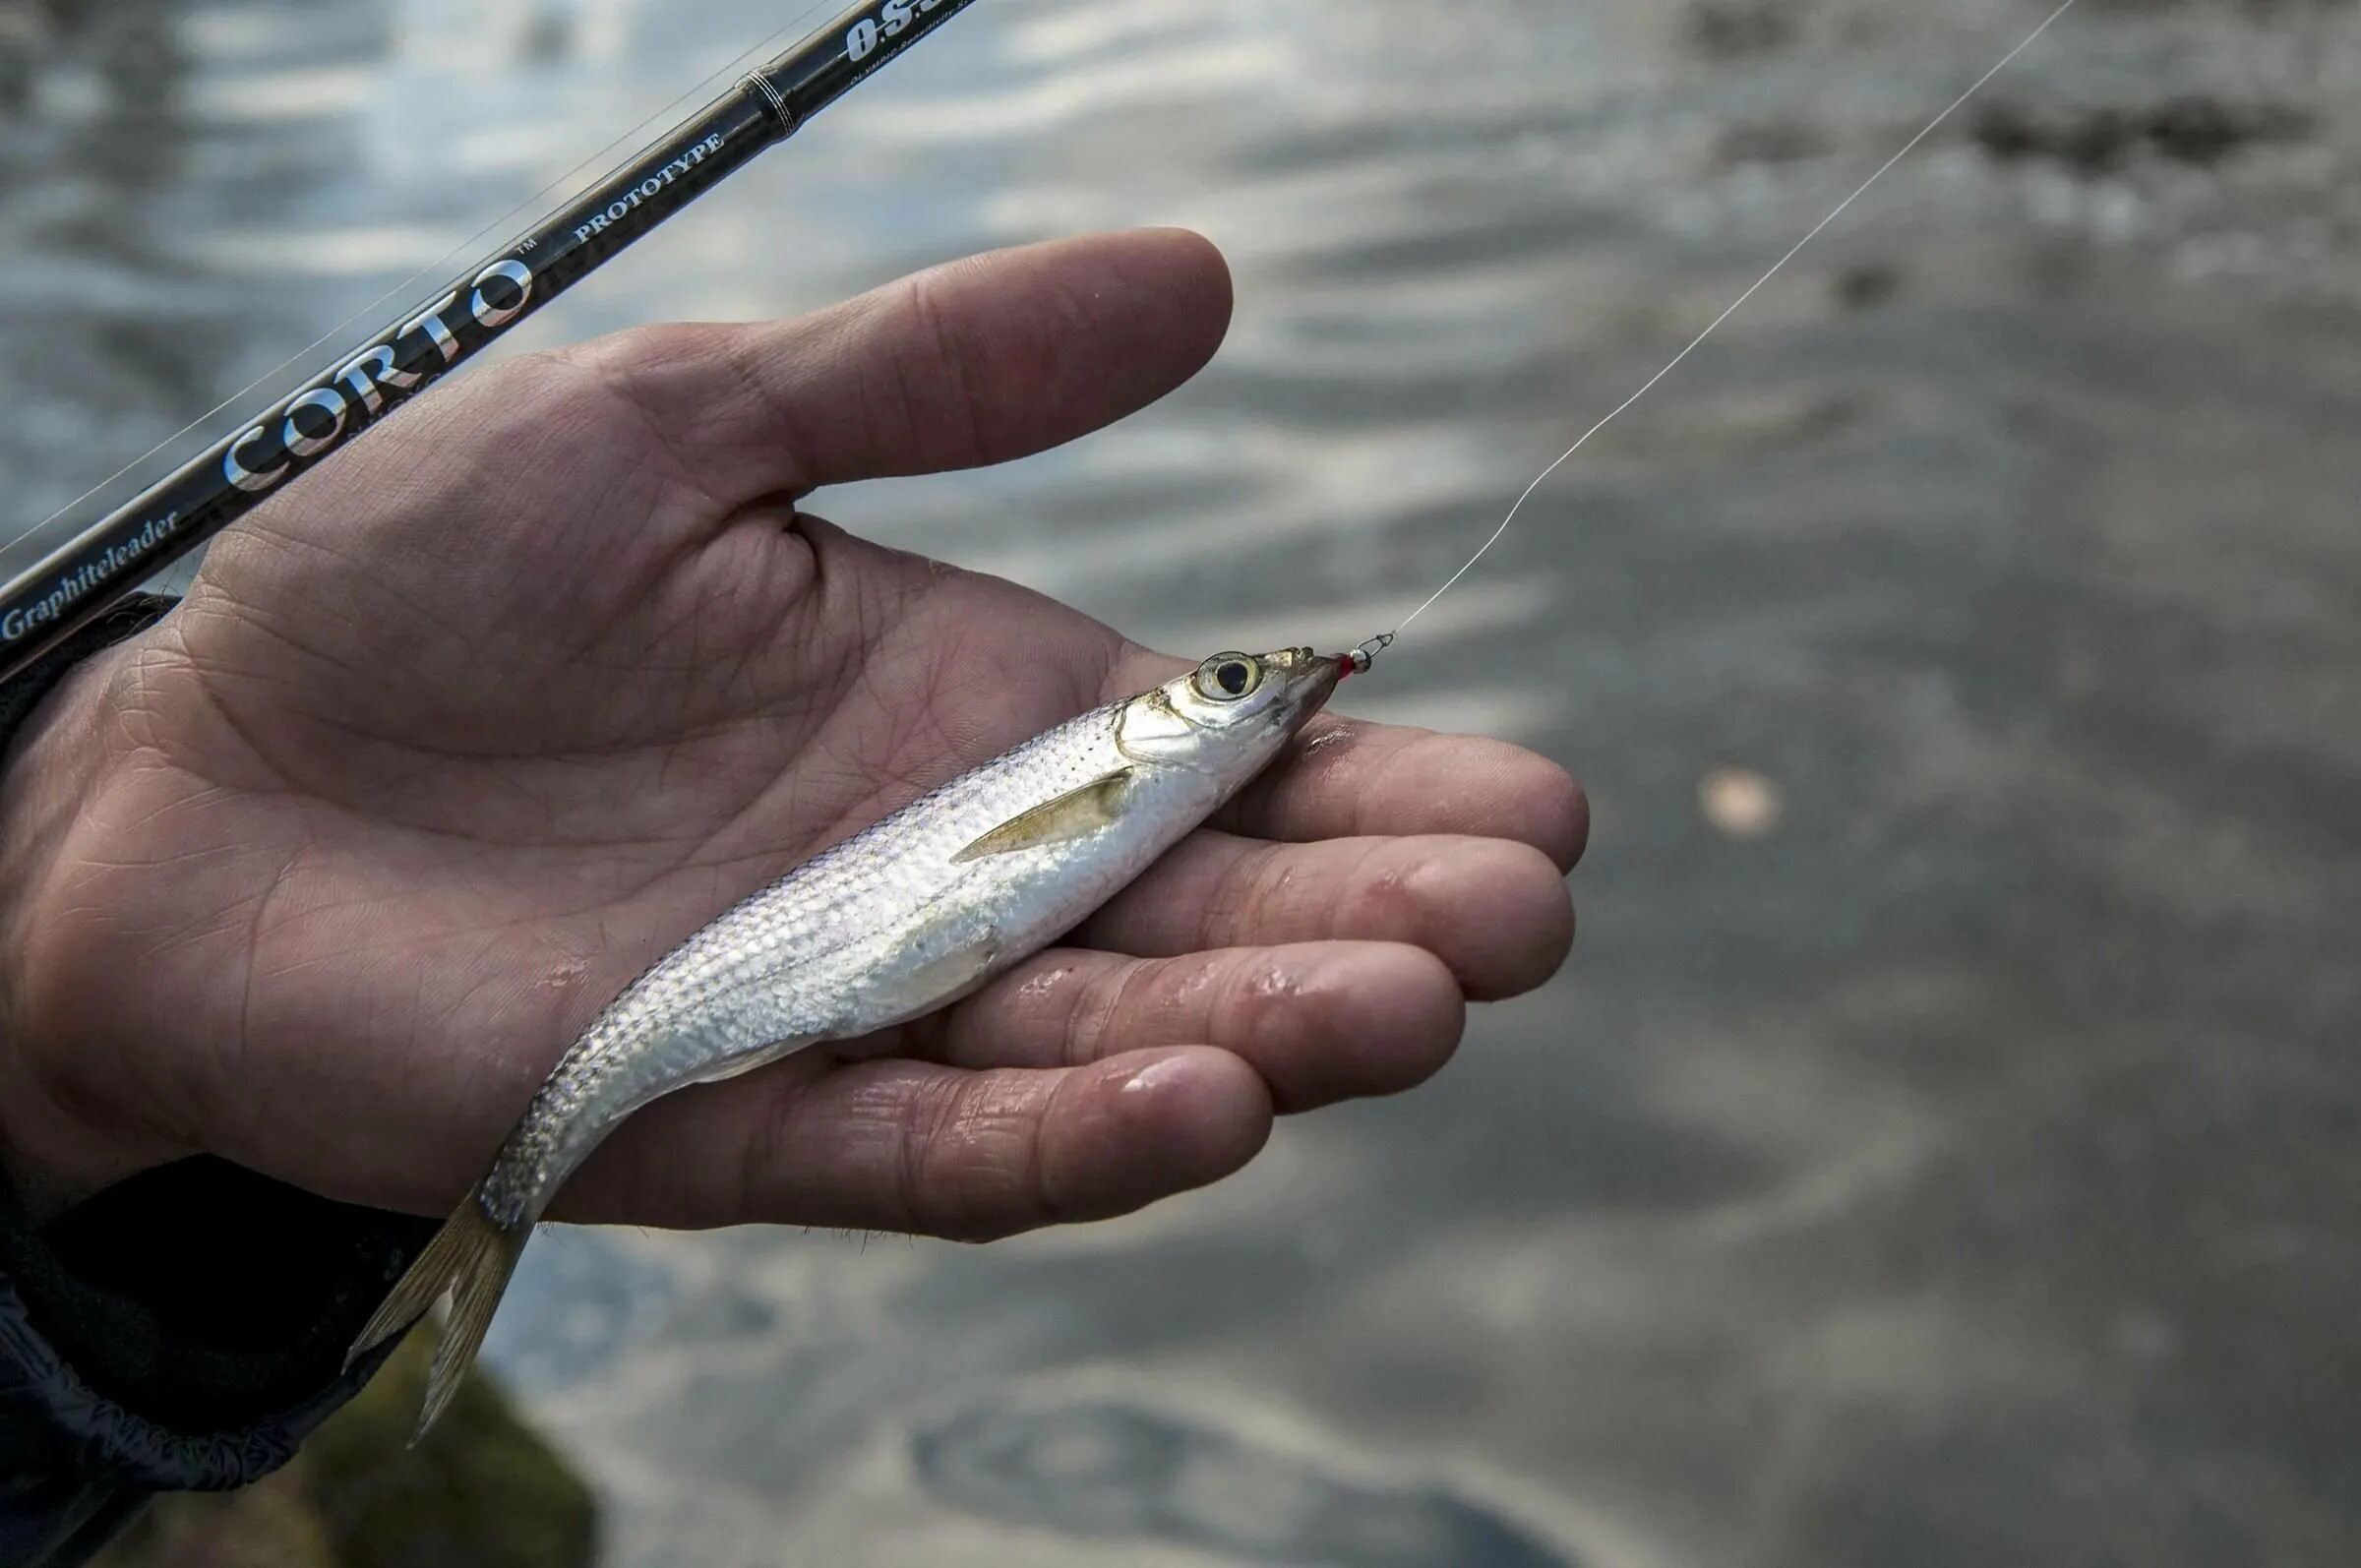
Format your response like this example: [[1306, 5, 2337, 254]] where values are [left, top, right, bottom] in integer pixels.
[[345, 1186, 532, 1444]]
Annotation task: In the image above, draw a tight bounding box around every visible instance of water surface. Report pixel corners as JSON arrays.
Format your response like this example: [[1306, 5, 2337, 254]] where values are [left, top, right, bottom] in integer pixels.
[[5, 1, 2359, 1563]]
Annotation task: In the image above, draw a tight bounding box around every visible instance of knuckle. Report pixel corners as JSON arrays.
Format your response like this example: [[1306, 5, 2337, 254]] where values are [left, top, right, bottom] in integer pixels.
[[1019, 1072, 1071, 1236], [452, 350, 630, 457], [553, 321, 702, 383], [885, 271, 989, 468], [1215, 951, 1295, 1052], [1070, 959, 1150, 1068], [1212, 841, 1289, 947], [904, 1071, 1051, 1243], [896, 1072, 969, 1235], [1346, 840, 1423, 935], [534, 327, 711, 442]]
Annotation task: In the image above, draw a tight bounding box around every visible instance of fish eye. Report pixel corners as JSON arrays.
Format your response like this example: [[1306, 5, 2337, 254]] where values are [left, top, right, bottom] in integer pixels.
[[1191, 652, 1262, 702]]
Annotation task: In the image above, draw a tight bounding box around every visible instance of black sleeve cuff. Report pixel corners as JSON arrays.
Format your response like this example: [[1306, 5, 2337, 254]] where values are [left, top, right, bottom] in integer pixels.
[[0, 1159, 434, 1490]]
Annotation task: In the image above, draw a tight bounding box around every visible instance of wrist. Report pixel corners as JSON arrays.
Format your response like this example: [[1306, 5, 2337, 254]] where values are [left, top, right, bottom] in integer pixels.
[[0, 604, 175, 1224]]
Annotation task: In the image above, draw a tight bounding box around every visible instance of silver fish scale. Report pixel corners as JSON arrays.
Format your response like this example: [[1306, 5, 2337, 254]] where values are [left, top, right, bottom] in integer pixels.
[[478, 697, 1243, 1225]]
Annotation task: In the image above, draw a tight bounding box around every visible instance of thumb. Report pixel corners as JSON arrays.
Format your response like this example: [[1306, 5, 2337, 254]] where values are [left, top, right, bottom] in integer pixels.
[[552, 226, 1234, 508]]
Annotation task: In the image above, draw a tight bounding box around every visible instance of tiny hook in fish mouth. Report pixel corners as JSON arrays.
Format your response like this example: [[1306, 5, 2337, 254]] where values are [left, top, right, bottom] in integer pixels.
[[1338, 632, 1394, 679]]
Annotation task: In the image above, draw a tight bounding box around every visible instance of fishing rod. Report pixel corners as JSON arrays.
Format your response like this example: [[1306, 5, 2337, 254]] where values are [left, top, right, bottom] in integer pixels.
[[0, 0, 984, 686]]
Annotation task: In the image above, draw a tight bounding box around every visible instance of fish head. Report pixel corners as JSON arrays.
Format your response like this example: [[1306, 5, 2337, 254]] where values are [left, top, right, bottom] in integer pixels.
[[1118, 646, 1343, 774]]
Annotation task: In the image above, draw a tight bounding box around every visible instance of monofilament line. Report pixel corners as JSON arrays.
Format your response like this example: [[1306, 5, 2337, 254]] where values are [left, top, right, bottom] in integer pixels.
[[1391, 0, 2080, 636]]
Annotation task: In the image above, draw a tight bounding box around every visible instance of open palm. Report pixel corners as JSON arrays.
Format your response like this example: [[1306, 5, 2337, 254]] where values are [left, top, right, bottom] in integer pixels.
[[0, 231, 1582, 1239]]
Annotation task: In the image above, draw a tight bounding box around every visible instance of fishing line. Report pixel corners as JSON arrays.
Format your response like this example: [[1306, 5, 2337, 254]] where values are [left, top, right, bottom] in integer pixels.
[[0, 0, 838, 562], [1387, 0, 2081, 641]]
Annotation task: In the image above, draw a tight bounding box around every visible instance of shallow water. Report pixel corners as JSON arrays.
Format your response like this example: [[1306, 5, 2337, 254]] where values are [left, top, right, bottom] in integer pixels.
[[6, 0, 2360, 1563]]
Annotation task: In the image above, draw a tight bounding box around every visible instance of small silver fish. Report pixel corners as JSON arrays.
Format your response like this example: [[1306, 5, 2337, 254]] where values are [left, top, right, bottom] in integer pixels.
[[351, 644, 1362, 1435]]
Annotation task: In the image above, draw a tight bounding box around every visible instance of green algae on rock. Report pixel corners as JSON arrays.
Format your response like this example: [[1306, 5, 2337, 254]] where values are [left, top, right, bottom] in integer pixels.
[[92, 1328, 595, 1568]]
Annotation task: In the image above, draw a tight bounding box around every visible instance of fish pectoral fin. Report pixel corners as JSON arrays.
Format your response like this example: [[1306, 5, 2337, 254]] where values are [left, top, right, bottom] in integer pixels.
[[952, 768, 1137, 864]]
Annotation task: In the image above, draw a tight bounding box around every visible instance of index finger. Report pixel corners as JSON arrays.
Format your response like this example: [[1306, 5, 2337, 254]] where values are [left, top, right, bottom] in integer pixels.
[[1102, 649, 1588, 868]]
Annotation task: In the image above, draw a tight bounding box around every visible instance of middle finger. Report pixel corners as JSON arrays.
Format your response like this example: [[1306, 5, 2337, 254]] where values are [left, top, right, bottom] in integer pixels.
[[1080, 830, 1574, 1000]]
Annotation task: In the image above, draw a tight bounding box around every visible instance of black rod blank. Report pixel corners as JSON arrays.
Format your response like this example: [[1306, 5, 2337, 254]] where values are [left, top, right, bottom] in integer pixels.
[[0, 0, 986, 684]]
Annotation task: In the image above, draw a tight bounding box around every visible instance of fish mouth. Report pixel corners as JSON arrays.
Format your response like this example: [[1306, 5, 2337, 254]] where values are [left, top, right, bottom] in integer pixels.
[[1266, 646, 1342, 722]]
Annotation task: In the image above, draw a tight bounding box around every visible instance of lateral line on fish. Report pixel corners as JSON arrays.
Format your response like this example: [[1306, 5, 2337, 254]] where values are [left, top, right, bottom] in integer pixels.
[[1379, 0, 2083, 645]]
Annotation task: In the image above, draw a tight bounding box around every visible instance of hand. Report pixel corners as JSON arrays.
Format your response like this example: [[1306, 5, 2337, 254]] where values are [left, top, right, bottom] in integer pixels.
[[0, 230, 1583, 1237]]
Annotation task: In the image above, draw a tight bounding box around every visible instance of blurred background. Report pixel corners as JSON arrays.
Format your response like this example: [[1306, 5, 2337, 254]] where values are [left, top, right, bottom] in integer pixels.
[[7, 0, 2360, 1563]]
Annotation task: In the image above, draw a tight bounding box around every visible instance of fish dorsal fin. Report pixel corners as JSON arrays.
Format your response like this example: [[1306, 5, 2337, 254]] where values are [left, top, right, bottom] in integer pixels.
[[953, 768, 1136, 864]]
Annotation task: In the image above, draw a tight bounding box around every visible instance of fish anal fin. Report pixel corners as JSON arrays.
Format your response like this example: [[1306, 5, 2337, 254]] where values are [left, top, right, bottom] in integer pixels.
[[693, 1037, 812, 1086], [896, 935, 1002, 1007], [953, 768, 1135, 864], [835, 934, 1008, 1042]]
